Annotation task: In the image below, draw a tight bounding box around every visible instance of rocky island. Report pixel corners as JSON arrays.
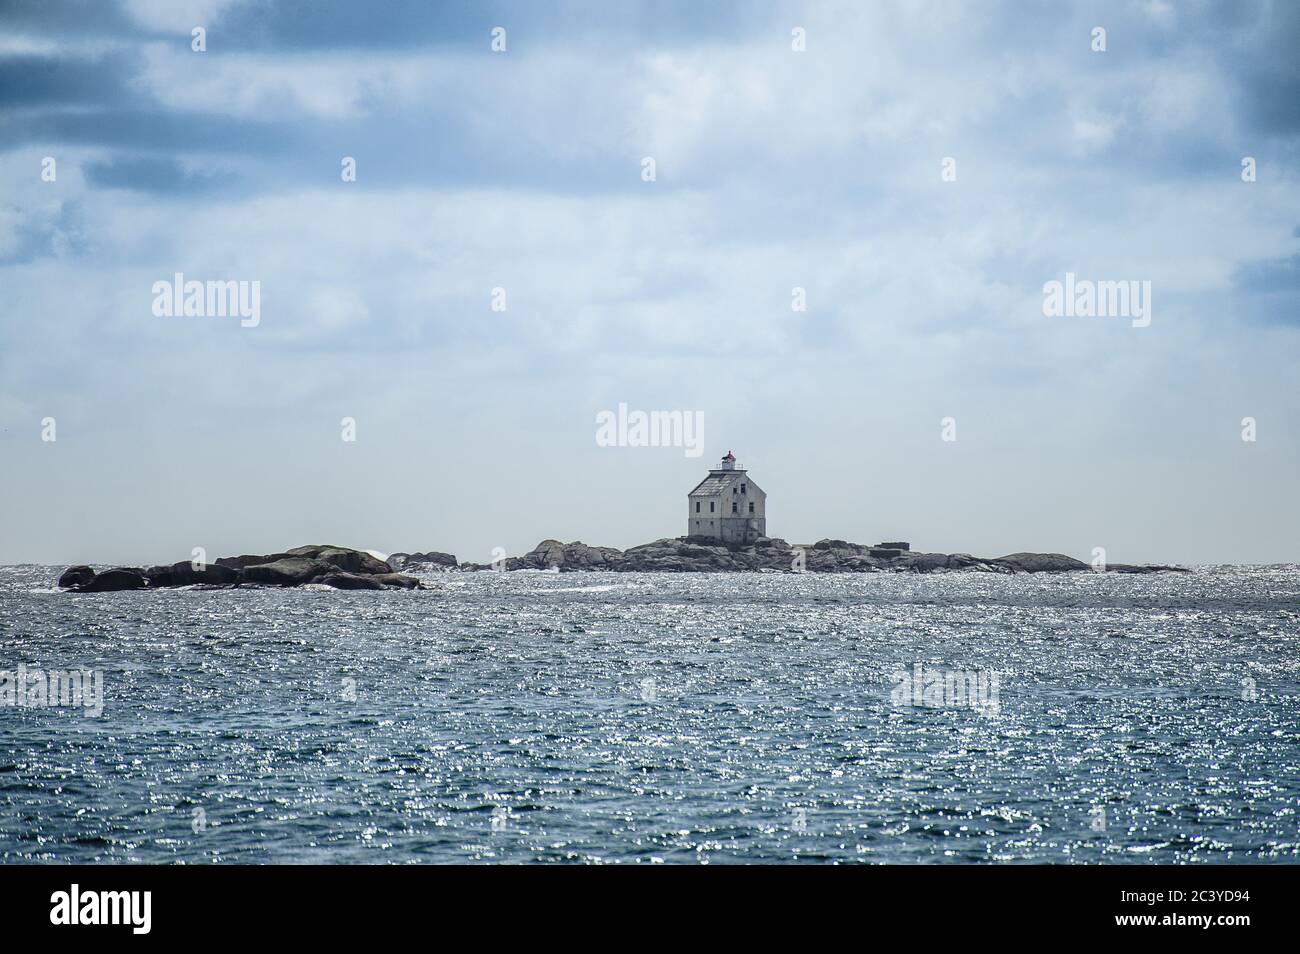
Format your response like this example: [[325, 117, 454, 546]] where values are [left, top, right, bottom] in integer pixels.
[[58, 538, 1187, 592], [393, 537, 1188, 574], [386, 453, 1187, 575], [59, 545, 422, 592]]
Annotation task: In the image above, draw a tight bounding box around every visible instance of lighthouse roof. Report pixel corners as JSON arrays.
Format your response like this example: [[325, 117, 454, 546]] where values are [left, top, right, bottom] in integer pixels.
[[688, 473, 737, 496], [688, 469, 763, 497]]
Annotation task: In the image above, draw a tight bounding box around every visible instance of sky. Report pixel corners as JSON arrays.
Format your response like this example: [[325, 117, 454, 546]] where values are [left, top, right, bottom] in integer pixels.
[[0, 0, 1297, 567]]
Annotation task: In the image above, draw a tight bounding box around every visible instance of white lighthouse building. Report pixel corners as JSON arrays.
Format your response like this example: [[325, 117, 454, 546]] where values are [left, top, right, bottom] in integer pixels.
[[687, 451, 767, 544]]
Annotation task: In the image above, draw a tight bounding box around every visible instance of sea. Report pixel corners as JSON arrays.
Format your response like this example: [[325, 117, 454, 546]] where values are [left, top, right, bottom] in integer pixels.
[[1, 565, 1297, 864]]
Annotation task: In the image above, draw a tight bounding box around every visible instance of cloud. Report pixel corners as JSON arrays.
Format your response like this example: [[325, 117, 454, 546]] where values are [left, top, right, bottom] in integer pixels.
[[1235, 252, 1300, 291], [0, 0, 1297, 565], [120, 0, 255, 34], [1231, 252, 1300, 325], [0, 52, 136, 107], [82, 154, 226, 193]]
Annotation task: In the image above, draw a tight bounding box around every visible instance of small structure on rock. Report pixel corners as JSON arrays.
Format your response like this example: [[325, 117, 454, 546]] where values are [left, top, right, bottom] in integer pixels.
[[687, 451, 767, 544]]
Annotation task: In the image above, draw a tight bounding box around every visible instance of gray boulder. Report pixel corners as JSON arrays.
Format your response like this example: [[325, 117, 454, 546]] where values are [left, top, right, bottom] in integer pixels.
[[565, 543, 623, 569], [146, 561, 242, 587], [315, 571, 386, 590], [517, 540, 624, 571], [523, 539, 567, 568], [216, 552, 293, 570], [676, 543, 719, 558], [624, 538, 678, 554], [315, 571, 422, 590], [994, 552, 1089, 573], [812, 538, 857, 551], [213, 545, 391, 575], [371, 572, 422, 589], [284, 545, 393, 575], [243, 557, 338, 586], [58, 565, 95, 588], [840, 555, 881, 571], [76, 568, 148, 592], [805, 549, 841, 571], [392, 551, 457, 568], [1106, 562, 1189, 574], [903, 552, 950, 572]]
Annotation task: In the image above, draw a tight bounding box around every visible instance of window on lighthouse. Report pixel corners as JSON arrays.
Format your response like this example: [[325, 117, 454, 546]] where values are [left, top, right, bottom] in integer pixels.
[[732, 502, 738, 514], [749, 502, 755, 513], [695, 501, 700, 513]]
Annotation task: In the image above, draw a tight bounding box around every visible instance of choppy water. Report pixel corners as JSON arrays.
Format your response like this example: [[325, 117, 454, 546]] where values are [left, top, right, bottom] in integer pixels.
[[1, 566, 1297, 864]]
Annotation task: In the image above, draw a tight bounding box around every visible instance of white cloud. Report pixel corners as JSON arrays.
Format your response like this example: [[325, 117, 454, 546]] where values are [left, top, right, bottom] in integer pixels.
[[1070, 112, 1121, 153], [121, 0, 254, 34], [137, 45, 401, 120]]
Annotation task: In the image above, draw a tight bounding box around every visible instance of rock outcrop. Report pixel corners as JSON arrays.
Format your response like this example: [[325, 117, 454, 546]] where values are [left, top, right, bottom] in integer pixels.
[[388, 551, 457, 569], [77, 567, 149, 592], [455, 537, 1188, 575], [371, 572, 422, 589], [57, 565, 96, 588], [62, 545, 422, 592], [283, 545, 394, 575], [145, 561, 242, 587], [241, 557, 339, 586], [993, 552, 1089, 573], [315, 571, 386, 590], [65, 539, 1185, 588]]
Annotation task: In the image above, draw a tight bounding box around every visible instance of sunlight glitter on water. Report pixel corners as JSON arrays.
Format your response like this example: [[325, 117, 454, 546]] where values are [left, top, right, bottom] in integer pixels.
[[1, 566, 1297, 863]]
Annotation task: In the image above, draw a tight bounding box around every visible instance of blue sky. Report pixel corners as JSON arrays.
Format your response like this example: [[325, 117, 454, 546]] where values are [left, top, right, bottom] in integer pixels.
[[1, 0, 1297, 565]]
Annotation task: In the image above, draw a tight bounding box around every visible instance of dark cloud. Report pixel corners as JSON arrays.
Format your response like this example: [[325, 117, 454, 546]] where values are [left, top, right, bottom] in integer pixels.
[[0, 0, 770, 51], [0, 53, 137, 107], [0, 44, 290, 160], [1, 0, 1295, 202], [0, 0, 138, 37], [82, 155, 225, 193], [211, 0, 769, 52], [1204, 0, 1300, 138], [0, 107, 296, 156]]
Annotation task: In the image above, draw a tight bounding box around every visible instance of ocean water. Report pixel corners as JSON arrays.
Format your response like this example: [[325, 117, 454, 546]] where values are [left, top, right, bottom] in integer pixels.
[[1, 565, 1297, 864]]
